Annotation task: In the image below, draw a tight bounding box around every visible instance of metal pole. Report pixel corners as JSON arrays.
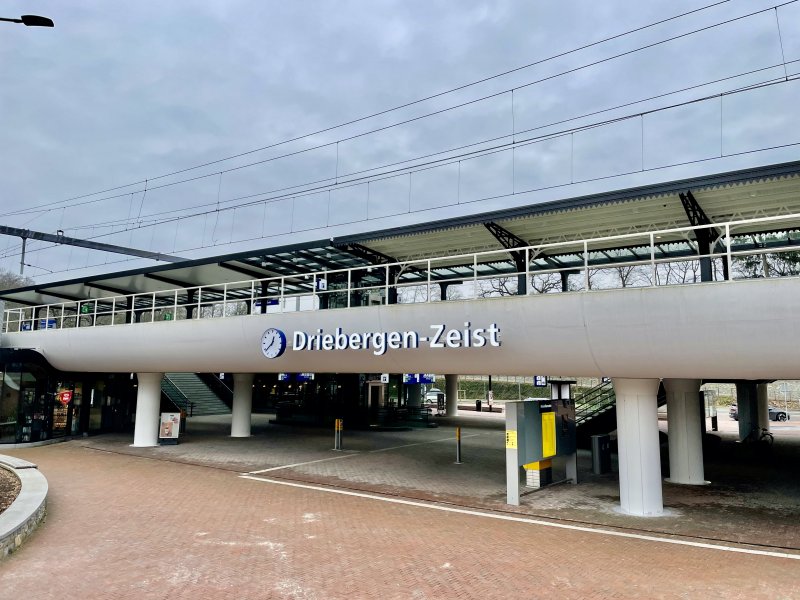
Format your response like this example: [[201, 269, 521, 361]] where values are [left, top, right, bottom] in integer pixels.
[[455, 426, 462, 464], [20, 236, 26, 275], [334, 418, 343, 450]]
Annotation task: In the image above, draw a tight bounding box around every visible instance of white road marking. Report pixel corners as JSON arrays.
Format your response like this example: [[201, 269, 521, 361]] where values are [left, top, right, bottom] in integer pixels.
[[246, 433, 482, 474], [368, 433, 482, 454], [239, 474, 800, 561], [247, 452, 359, 474]]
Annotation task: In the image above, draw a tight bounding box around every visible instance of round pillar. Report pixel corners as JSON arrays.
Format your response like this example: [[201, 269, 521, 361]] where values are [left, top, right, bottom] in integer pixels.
[[406, 384, 423, 408], [735, 382, 759, 441], [663, 379, 706, 485], [231, 373, 255, 437], [757, 383, 770, 432], [133, 372, 164, 447], [612, 377, 663, 516], [444, 375, 459, 417]]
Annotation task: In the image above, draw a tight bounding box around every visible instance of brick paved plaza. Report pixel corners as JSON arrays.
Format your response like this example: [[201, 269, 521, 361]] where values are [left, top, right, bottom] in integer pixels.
[[2, 414, 799, 599]]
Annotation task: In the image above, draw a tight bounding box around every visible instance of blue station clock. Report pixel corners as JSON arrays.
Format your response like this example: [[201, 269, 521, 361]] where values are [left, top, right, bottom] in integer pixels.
[[261, 328, 287, 359]]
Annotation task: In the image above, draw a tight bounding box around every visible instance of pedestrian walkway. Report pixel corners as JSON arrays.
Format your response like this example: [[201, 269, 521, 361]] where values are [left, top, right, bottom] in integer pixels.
[[2, 412, 798, 598]]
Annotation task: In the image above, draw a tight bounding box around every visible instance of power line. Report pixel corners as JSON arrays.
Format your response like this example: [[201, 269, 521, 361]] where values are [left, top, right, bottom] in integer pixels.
[[14, 139, 800, 279], [39, 59, 800, 235], [3, 0, 741, 218], [7, 74, 798, 265], [5, 2, 798, 267], [3, 0, 790, 228]]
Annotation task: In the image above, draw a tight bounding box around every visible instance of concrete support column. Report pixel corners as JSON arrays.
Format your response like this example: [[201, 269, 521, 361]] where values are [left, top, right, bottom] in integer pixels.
[[231, 373, 255, 437], [757, 383, 770, 432], [612, 377, 663, 516], [663, 378, 706, 485], [444, 375, 459, 417], [406, 384, 423, 408], [133, 372, 164, 447], [735, 382, 758, 441]]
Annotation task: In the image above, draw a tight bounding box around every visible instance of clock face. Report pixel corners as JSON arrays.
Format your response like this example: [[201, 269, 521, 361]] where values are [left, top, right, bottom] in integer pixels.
[[261, 328, 287, 359]]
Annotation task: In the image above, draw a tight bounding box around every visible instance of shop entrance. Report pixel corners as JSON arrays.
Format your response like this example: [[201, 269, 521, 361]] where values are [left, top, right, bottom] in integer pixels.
[[368, 381, 386, 414]]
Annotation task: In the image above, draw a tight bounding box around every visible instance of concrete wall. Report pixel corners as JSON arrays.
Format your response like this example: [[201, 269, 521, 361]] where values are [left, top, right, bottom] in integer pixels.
[[3, 276, 800, 379]]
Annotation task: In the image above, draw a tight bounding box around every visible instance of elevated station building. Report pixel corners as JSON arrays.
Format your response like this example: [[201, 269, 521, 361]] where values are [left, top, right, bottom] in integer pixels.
[[3, 159, 800, 516]]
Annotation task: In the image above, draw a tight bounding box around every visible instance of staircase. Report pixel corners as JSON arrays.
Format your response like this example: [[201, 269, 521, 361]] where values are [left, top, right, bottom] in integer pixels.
[[574, 380, 667, 444], [575, 381, 617, 442], [162, 373, 231, 416]]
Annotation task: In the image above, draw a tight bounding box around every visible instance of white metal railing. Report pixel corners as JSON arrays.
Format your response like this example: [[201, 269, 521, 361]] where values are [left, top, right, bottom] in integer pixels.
[[4, 213, 800, 334]]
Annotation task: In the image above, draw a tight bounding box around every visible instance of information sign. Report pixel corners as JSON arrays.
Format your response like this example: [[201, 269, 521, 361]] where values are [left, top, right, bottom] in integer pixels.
[[505, 430, 518, 449], [159, 412, 181, 444]]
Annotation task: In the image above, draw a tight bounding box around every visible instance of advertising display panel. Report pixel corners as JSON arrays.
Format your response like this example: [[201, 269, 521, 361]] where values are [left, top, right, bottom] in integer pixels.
[[159, 412, 181, 445]]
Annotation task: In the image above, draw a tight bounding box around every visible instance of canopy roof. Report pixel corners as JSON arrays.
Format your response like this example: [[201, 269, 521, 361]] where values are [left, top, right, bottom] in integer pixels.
[[3, 160, 800, 307]]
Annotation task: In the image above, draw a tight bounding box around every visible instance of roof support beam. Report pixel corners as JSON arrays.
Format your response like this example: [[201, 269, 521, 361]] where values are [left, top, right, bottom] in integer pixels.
[[335, 243, 396, 265], [218, 261, 274, 280], [678, 190, 728, 281], [295, 250, 342, 271], [246, 255, 304, 274], [83, 282, 134, 297], [0, 225, 186, 275], [483, 222, 529, 295], [33, 289, 85, 302], [144, 273, 195, 288]]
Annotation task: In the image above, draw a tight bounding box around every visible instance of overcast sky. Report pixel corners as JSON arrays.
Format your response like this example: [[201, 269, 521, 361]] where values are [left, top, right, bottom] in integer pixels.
[[1, 0, 799, 282]]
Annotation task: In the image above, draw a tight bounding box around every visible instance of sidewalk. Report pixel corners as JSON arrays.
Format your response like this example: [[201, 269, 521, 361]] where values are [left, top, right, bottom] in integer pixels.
[[59, 412, 800, 550], [2, 411, 798, 598]]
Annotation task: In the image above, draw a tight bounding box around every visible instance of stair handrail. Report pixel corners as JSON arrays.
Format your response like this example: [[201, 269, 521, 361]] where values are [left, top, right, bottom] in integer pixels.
[[575, 381, 616, 425], [162, 375, 194, 416], [195, 373, 234, 407]]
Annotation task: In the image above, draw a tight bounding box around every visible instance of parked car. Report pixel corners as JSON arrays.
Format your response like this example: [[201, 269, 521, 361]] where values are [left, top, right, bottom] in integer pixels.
[[729, 404, 790, 422], [425, 388, 443, 404], [770, 407, 791, 422]]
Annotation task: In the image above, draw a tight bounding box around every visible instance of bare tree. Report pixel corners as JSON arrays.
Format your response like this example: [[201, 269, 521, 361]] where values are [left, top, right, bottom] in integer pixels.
[[530, 273, 563, 294], [477, 277, 517, 297], [656, 260, 699, 285], [0, 269, 35, 311], [0, 269, 33, 291]]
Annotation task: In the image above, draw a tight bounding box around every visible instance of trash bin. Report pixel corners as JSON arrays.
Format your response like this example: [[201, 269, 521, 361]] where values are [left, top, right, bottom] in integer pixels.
[[591, 434, 611, 475], [475, 399, 482, 412]]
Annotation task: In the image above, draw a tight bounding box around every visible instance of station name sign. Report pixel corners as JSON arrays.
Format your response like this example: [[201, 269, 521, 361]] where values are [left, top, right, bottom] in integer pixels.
[[292, 322, 501, 357]]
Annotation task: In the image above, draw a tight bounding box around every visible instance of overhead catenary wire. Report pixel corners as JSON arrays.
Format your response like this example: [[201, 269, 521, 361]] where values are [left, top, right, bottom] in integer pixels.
[[5, 1, 799, 270], [7, 73, 800, 266], [28, 61, 800, 238], [3, 1, 792, 271], [0, 0, 747, 219], [3, 1, 796, 228], [15, 137, 800, 278], [5, 70, 799, 264]]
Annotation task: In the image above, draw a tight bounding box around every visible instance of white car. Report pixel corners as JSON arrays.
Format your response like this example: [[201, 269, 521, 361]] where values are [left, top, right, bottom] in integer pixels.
[[425, 388, 443, 404]]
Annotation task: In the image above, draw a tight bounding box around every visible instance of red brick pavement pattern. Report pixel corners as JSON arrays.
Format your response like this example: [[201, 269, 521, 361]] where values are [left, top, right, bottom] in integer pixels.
[[2, 442, 798, 599]]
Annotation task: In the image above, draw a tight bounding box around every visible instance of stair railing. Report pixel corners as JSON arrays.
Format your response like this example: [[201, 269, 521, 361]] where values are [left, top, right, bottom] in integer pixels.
[[575, 381, 616, 425], [162, 375, 195, 416]]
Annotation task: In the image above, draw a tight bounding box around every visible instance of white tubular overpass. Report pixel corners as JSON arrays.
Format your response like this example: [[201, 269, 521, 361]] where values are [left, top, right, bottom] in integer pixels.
[[4, 212, 800, 379], [2, 276, 800, 380]]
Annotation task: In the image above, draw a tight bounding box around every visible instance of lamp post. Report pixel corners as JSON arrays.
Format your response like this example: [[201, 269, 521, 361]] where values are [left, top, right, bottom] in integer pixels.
[[780, 382, 790, 413], [0, 15, 55, 27]]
